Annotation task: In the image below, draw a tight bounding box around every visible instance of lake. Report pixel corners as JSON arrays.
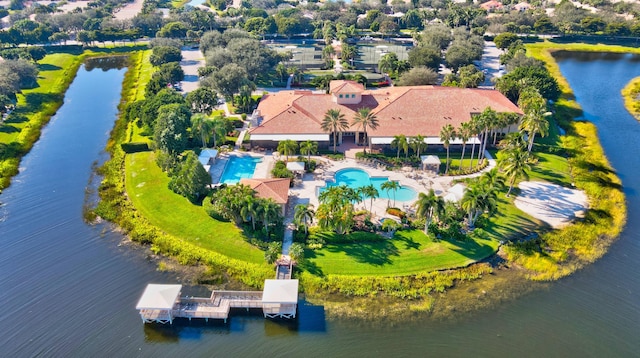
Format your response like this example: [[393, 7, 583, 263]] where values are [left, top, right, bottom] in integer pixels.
[[1, 52, 639, 356]]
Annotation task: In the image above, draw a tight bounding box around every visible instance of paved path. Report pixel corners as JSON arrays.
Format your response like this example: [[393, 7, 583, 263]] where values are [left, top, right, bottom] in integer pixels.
[[479, 41, 504, 87], [114, 0, 144, 20], [179, 47, 205, 94]]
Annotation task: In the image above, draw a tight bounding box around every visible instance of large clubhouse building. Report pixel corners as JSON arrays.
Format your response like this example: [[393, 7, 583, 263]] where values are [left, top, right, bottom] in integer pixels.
[[248, 80, 523, 149]]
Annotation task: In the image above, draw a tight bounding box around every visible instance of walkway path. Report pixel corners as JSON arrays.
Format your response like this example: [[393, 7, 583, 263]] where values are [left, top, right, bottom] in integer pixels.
[[179, 47, 205, 94]]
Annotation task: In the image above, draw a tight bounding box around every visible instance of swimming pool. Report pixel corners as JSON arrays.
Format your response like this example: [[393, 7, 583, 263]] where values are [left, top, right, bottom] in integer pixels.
[[219, 155, 262, 184], [323, 168, 417, 202]]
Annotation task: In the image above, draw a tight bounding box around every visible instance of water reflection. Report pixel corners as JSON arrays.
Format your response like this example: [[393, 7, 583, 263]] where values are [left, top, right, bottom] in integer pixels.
[[84, 56, 129, 72], [552, 50, 640, 62]]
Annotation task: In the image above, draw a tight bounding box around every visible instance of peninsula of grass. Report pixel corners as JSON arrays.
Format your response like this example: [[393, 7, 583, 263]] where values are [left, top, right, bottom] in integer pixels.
[[125, 151, 265, 264], [621, 75, 640, 120], [500, 41, 628, 280]]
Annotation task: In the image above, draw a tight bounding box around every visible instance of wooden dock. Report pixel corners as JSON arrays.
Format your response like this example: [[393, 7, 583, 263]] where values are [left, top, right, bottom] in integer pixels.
[[137, 280, 298, 324]]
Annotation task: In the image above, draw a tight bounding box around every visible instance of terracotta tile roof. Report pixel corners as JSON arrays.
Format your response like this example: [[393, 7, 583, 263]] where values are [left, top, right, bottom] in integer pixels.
[[250, 83, 522, 138], [481, 0, 504, 9], [239, 178, 290, 205], [330, 80, 365, 94]]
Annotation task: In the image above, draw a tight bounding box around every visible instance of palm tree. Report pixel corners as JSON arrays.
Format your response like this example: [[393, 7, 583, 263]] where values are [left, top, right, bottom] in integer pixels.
[[294, 203, 315, 234], [469, 116, 480, 169], [499, 147, 532, 197], [351, 107, 379, 154], [499, 131, 526, 151], [321, 109, 349, 154], [288, 243, 305, 263], [414, 189, 444, 234], [277, 139, 298, 161], [458, 122, 472, 168], [240, 196, 262, 231], [360, 184, 379, 212], [262, 199, 282, 236], [191, 114, 213, 148], [476, 107, 497, 162], [518, 87, 551, 153], [381, 180, 400, 207], [410, 135, 427, 158], [211, 116, 228, 147], [480, 168, 505, 192], [299, 140, 318, 163], [440, 124, 456, 174], [391, 134, 408, 160]]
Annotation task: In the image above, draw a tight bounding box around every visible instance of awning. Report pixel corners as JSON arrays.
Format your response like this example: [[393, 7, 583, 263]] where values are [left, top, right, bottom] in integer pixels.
[[136, 284, 182, 310], [286, 162, 305, 173], [262, 279, 299, 304]]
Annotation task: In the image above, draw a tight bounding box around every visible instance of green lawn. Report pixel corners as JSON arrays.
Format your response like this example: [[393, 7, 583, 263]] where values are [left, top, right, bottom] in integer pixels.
[[125, 151, 266, 264], [302, 229, 500, 276], [0, 53, 77, 144]]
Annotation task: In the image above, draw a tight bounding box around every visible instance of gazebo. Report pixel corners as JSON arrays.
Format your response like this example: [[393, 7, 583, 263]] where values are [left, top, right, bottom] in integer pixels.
[[136, 284, 182, 324], [198, 149, 218, 166], [444, 183, 467, 203], [421, 155, 441, 172], [261, 279, 299, 318], [286, 161, 306, 176]]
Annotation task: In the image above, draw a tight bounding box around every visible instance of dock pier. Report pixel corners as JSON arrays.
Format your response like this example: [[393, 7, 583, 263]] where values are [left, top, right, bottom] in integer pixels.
[[137, 258, 298, 324]]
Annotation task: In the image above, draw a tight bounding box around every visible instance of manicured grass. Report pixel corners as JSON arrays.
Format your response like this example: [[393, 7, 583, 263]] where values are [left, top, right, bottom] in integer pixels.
[[125, 151, 266, 264], [0, 53, 77, 145], [303, 229, 500, 276]]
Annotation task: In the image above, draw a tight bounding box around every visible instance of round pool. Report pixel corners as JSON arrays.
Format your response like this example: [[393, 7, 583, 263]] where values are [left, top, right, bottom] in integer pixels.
[[325, 168, 417, 202]]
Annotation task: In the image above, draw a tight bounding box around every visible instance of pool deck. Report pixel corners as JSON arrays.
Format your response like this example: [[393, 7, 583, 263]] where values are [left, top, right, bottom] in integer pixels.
[[209, 151, 270, 184]]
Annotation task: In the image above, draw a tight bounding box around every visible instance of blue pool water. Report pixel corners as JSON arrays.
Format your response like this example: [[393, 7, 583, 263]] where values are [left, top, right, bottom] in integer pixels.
[[324, 168, 417, 202], [219, 155, 262, 184]]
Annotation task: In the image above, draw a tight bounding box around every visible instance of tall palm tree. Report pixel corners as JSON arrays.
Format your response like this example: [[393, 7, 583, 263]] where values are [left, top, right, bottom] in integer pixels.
[[299, 140, 318, 163], [410, 135, 427, 158], [440, 124, 456, 174], [518, 87, 551, 153], [391, 134, 408, 160], [458, 122, 472, 168], [262, 199, 282, 236], [351, 107, 379, 154], [211, 116, 228, 147], [360, 184, 379, 212], [321, 109, 349, 154], [277, 139, 298, 161], [294, 203, 315, 234], [499, 147, 532, 197], [240, 196, 261, 231], [469, 117, 480, 169], [414, 189, 444, 234], [476, 107, 497, 162], [381, 180, 400, 207], [191, 114, 213, 148]]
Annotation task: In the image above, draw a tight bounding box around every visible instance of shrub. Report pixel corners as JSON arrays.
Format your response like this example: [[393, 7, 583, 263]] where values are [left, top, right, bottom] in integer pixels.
[[386, 207, 406, 218], [120, 142, 150, 153]]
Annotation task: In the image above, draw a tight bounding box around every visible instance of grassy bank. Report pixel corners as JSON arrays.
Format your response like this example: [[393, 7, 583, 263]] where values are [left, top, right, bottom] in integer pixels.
[[621, 76, 640, 120], [95, 50, 274, 288], [502, 41, 627, 280]]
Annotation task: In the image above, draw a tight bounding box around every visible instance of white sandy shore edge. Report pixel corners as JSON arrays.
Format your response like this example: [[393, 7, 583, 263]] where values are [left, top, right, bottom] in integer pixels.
[[514, 181, 588, 229]]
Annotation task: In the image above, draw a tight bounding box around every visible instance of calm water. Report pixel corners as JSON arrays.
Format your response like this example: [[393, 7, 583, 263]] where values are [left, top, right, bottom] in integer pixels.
[[220, 155, 262, 184], [324, 168, 417, 202], [1, 53, 640, 356]]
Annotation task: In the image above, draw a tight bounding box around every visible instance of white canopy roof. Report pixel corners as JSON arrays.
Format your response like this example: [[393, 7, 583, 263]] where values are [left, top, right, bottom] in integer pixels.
[[262, 279, 299, 304], [421, 155, 441, 165], [286, 161, 305, 172], [198, 149, 218, 165], [445, 183, 467, 202], [136, 284, 182, 310]]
